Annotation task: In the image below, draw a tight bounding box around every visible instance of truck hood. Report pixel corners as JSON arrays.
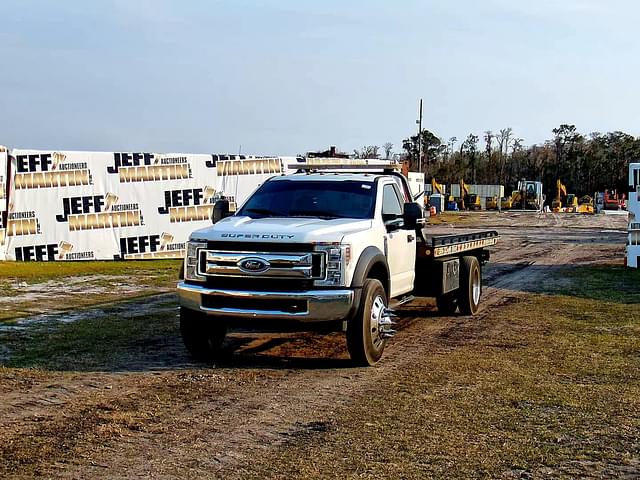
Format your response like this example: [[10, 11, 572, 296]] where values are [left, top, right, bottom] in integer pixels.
[[190, 216, 373, 244]]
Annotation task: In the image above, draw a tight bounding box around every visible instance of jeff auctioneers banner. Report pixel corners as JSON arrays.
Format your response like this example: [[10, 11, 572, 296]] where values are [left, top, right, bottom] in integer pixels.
[[4, 151, 291, 261], [5, 150, 220, 261]]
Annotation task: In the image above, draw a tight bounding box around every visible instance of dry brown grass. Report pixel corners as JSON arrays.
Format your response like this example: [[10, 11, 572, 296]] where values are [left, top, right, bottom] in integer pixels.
[[427, 212, 476, 225], [241, 281, 640, 478]]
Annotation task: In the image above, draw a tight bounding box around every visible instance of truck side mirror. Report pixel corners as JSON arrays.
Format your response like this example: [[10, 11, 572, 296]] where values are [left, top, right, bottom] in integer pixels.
[[212, 199, 231, 224], [403, 202, 423, 228]]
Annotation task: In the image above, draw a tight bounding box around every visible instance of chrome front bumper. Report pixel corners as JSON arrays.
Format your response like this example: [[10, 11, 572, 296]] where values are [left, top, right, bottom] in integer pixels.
[[177, 281, 355, 322]]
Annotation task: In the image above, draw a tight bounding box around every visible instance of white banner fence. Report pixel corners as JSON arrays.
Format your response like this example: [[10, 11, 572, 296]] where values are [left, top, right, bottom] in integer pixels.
[[1, 149, 298, 261]]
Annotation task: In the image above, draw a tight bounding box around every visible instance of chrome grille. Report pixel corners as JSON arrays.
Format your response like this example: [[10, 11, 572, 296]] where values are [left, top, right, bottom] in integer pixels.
[[199, 250, 325, 280]]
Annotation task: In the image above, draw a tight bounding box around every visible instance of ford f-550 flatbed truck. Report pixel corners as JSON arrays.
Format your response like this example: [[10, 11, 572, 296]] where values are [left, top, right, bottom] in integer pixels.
[[178, 163, 498, 366]]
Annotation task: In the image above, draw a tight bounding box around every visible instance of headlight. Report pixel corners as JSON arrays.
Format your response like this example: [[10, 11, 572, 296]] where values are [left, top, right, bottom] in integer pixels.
[[314, 243, 351, 287], [185, 240, 207, 282]]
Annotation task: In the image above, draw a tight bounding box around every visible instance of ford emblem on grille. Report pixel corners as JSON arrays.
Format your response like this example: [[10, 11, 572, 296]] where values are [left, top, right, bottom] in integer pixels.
[[238, 257, 270, 273]]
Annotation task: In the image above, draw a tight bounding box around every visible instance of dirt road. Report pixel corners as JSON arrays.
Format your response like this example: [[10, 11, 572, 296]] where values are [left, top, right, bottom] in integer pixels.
[[0, 212, 632, 479]]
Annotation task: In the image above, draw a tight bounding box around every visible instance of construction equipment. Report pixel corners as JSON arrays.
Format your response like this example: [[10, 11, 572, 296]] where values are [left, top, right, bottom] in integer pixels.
[[500, 195, 513, 210], [428, 178, 447, 213], [430, 178, 458, 211], [458, 179, 481, 211], [431, 178, 445, 195], [486, 196, 498, 210], [577, 195, 594, 214], [551, 180, 567, 212], [552, 179, 579, 212], [603, 189, 626, 211], [511, 180, 544, 211], [564, 194, 579, 213]]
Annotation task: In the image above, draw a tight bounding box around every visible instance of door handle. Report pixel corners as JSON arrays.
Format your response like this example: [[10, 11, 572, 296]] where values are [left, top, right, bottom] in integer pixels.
[[407, 234, 415, 242]]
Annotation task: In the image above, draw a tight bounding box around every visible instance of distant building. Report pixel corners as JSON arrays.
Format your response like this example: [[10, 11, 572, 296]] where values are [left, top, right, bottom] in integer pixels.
[[306, 146, 351, 159]]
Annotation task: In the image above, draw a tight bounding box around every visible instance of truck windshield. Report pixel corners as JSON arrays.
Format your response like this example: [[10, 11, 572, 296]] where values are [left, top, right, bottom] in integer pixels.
[[237, 179, 376, 219]]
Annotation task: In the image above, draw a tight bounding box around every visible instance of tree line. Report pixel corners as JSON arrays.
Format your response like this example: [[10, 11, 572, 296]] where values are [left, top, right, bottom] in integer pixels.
[[356, 125, 639, 199], [404, 124, 640, 198]]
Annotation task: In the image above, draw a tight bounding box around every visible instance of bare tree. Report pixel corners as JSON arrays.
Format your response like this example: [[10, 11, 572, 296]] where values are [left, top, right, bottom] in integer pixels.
[[353, 145, 380, 159], [495, 128, 514, 184], [382, 142, 393, 160], [484, 130, 493, 157]]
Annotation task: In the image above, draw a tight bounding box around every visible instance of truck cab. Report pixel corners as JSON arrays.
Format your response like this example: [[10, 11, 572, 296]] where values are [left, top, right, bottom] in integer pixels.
[[178, 163, 498, 365]]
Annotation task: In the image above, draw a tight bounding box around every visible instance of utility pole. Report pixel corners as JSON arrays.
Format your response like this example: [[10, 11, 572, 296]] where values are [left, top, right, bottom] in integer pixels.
[[416, 98, 423, 173]]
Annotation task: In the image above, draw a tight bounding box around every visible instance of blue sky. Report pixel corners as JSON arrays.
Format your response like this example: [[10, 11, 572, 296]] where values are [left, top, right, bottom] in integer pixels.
[[0, 0, 638, 155]]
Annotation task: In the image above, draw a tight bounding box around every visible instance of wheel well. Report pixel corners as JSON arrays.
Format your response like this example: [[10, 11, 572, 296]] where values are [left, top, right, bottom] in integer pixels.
[[367, 262, 389, 297]]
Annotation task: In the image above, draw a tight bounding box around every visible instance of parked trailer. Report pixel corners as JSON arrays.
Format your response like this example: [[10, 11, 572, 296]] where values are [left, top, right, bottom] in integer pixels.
[[627, 163, 640, 268]]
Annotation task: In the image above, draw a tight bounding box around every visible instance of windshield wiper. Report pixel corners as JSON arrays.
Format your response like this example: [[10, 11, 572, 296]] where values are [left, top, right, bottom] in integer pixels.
[[242, 208, 283, 217], [289, 210, 344, 219]]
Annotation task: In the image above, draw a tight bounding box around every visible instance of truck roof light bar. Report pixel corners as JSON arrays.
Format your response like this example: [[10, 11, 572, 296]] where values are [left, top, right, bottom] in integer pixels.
[[289, 162, 402, 172]]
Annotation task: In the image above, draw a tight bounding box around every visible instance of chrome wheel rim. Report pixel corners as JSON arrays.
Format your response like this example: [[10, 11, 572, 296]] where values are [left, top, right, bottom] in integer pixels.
[[370, 295, 386, 349]]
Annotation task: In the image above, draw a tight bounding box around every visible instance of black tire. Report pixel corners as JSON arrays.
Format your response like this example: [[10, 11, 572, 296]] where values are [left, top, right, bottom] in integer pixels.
[[436, 292, 458, 315], [180, 307, 227, 362], [346, 279, 388, 367], [458, 256, 481, 315]]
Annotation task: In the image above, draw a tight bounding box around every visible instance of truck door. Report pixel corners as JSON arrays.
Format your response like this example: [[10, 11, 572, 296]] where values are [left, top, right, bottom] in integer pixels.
[[381, 183, 417, 297]]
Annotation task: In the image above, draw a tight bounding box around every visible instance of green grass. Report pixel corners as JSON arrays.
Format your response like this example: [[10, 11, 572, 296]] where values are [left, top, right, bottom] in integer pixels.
[[2, 296, 179, 371], [0, 259, 182, 282], [557, 265, 640, 303]]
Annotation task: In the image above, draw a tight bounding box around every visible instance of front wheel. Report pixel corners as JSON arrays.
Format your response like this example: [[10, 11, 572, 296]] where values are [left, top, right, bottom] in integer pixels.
[[458, 256, 482, 315], [346, 279, 389, 366], [180, 307, 227, 362]]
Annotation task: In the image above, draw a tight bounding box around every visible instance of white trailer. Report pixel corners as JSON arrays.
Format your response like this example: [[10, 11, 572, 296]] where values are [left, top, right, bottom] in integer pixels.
[[627, 163, 640, 268]]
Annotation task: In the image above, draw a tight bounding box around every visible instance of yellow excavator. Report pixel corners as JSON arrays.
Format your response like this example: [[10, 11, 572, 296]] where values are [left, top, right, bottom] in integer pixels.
[[552, 180, 567, 212], [431, 178, 445, 195], [428, 178, 450, 211], [458, 179, 481, 211], [552, 179, 578, 212]]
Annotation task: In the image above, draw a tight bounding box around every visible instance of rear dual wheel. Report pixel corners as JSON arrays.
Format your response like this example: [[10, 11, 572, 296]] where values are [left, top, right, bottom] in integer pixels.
[[458, 256, 481, 315], [435, 255, 482, 315]]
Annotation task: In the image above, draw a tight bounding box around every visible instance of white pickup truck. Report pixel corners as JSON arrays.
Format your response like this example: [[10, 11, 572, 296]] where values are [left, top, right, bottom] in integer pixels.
[[178, 163, 498, 366]]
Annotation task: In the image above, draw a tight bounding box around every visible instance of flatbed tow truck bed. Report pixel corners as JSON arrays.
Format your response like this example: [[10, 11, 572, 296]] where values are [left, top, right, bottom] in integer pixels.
[[419, 230, 499, 258]]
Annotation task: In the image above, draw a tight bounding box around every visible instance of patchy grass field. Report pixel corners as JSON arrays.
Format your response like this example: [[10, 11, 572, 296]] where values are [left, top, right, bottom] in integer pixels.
[[0, 210, 637, 479], [244, 265, 640, 479], [1, 264, 638, 478], [0, 260, 181, 322]]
